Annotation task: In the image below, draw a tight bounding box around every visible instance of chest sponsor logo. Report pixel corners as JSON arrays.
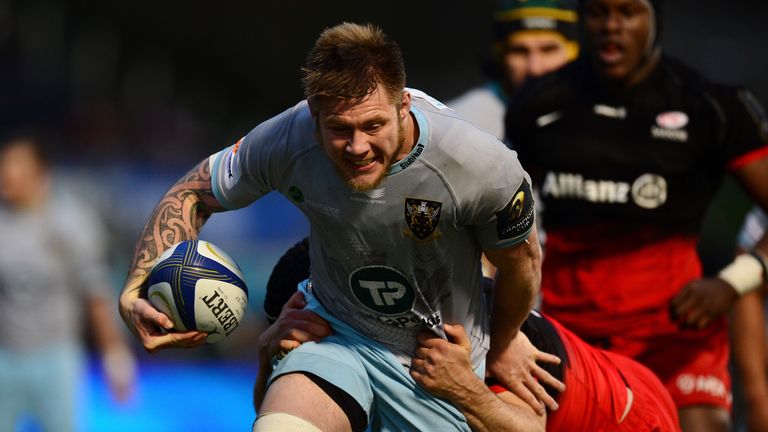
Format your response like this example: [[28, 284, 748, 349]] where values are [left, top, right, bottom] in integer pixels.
[[656, 111, 688, 129], [496, 178, 535, 240], [542, 172, 667, 209], [349, 187, 386, 205], [631, 174, 667, 209], [305, 198, 340, 218], [404, 198, 442, 240], [651, 110, 689, 142], [349, 266, 416, 316], [593, 104, 627, 119]]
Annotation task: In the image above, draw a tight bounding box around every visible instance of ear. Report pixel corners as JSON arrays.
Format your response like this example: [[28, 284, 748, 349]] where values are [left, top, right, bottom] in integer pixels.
[[307, 99, 318, 117], [400, 90, 412, 120]]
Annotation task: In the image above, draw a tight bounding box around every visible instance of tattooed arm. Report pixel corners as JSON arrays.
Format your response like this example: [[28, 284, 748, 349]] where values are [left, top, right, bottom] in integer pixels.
[[119, 158, 226, 352]]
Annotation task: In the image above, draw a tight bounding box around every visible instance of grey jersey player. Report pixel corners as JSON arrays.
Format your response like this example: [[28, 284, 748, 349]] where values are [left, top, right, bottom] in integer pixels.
[[211, 89, 533, 368], [119, 23, 559, 432]]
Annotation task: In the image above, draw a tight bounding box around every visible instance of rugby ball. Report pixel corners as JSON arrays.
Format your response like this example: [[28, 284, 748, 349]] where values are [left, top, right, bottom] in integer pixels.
[[147, 240, 249, 344]]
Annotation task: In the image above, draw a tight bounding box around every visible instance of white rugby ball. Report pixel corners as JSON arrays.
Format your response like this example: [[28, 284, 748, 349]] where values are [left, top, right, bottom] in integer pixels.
[[147, 240, 249, 343]]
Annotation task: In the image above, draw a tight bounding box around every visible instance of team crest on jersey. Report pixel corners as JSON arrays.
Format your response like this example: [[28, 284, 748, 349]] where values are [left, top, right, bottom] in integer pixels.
[[651, 111, 689, 142], [496, 179, 535, 240], [404, 198, 442, 240]]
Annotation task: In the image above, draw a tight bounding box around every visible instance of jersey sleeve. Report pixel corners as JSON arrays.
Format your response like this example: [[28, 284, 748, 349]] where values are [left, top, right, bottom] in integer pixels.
[[461, 139, 536, 250], [210, 103, 304, 209], [718, 87, 768, 170]]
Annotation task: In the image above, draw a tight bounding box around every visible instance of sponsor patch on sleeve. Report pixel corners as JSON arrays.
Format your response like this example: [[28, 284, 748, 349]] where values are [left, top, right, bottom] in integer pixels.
[[496, 178, 535, 240], [223, 139, 243, 190]]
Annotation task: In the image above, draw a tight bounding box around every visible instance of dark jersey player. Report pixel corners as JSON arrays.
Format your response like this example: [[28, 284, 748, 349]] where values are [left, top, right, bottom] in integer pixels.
[[505, 0, 768, 430], [257, 240, 681, 431]]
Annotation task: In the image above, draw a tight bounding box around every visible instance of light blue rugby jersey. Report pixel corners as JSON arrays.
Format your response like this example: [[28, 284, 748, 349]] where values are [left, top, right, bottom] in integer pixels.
[[210, 89, 534, 368]]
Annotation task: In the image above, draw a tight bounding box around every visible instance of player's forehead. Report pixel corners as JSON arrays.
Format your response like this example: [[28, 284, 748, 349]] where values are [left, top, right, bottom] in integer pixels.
[[507, 31, 567, 50], [320, 85, 398, 123], [1, 140, 39, 165]]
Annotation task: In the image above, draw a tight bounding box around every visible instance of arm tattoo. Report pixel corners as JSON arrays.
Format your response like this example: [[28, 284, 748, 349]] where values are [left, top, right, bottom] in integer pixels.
[[124, 158, 225, 294]]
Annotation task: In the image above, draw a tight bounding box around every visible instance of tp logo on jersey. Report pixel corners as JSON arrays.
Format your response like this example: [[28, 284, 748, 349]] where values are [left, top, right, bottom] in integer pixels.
[[349, 266, 416, 315], [404, 198, 441, 240], [497, 179, 535, 240]]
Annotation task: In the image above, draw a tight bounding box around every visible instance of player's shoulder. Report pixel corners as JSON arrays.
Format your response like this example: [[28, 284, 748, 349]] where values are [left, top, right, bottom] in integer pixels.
[[410, 87, 500, 144], [661, 56, 749, 106], [409, 89, 517, 174], [240, 99, 318, 158], [446, 83, 504, 110], [665, 56, 766, 126]]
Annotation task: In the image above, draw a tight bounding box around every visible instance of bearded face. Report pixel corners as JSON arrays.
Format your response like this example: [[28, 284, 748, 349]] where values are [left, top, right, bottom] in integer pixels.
[[314, 85, 411, 192]]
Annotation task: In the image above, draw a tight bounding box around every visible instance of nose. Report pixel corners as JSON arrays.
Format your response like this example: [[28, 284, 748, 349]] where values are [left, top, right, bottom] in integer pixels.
[[345, 130, 370, 155], [527, 53, 546, 77], [602, 10, 622, 33]]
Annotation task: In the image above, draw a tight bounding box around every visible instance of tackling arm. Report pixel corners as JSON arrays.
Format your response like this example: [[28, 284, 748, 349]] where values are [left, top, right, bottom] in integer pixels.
[[485, 225, 541, 352], [484, 226, 565, 414], [411, 324, 545, 432], [730, 158, 768, 430], [119, 158, 226, 352]]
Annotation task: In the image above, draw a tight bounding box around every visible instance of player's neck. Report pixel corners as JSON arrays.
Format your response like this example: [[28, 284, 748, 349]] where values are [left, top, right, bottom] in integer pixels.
[[613, 48, 662, 90], [397, 112, 419, 160]]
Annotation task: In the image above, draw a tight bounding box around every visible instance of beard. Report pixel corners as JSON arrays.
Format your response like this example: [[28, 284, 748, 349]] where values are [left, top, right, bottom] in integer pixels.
[[320, 115, 406, 193]]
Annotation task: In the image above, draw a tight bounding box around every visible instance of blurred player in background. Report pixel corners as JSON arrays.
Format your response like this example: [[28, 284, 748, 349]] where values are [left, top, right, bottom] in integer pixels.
[[0, 132, 135, 432], [505, 0, 768, 430], [119, 22, 561, 431], [731, 206, 768, 431], [257, 241, 681, 431], [448, 0, 579, 141], [448, 0, 579, 277]]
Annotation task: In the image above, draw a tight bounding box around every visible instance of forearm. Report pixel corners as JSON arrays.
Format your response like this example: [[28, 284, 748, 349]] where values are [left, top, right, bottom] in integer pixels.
[[487, 229, 542, 352], [448, 377, 544, 432], [730, 291, 768, 403], [490, 267, 537, 349], [120, 159, 223, 311]]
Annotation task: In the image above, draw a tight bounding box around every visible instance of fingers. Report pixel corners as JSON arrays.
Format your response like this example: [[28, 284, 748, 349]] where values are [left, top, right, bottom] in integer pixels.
[[281, 310, 332, 338], [532, 363, 566, 392], [510, 382, 546, 416], [670, 288, 694, 319], [524, 376, 559, 411], [535, 351, 562, 366], [443, 324, 471, 349], [416, 329, 441, 345], [283, 291, 307, 310], [146, 331, 207, 353], [132, 298, 174, 331], [669, 284, 691, 309]]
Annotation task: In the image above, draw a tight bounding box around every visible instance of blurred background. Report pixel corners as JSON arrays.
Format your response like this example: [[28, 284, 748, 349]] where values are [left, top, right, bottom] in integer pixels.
[[1, 0, 767, 430]]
